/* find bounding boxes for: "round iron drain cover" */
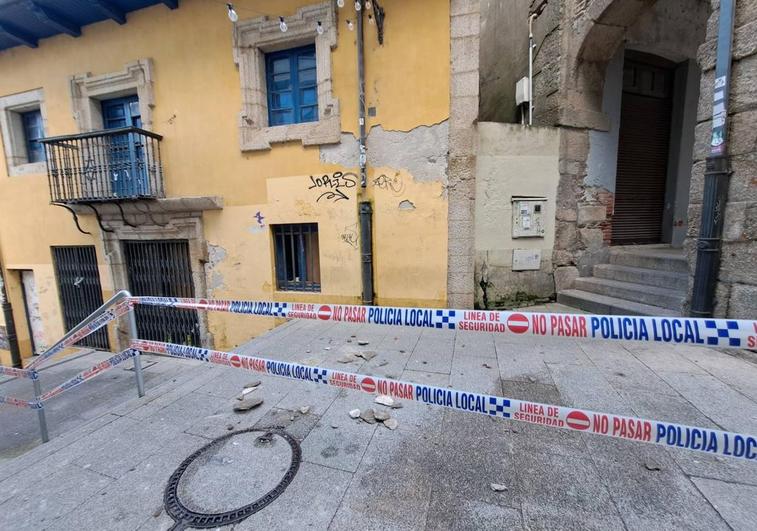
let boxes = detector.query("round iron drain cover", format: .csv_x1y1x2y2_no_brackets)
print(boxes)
164,427,301,530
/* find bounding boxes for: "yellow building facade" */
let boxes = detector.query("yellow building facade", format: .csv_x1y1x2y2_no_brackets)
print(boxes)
0,0,456,365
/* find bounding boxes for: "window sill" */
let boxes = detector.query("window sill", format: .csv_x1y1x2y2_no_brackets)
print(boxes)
239,113,340,151
8,161,46,177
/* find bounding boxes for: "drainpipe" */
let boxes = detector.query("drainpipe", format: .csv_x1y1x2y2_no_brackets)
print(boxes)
690,0,736,318
528,13,536,126
356,0,374,304
0,259,22,368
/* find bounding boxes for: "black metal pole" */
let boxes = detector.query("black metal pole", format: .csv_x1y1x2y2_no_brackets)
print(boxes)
360,201,374,305
356,1,374,304
690,0,736,318
0,260,22,368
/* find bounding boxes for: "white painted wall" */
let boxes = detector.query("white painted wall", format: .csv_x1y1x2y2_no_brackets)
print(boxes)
474,123,560,307
21,270,45,354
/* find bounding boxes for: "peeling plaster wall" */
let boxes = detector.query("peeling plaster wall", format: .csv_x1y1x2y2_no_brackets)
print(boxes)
0,0,453,355
474,123,560,308
319,122,450,183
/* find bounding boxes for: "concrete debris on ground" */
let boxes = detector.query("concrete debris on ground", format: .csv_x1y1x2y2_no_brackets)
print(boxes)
359,409,377,424
349,408,361,418
482,363,492,369
375,395,394,407
355,351,377,361
299,406,311,415
243,380,261,389
4,313,757,530
383,418,398,430
337,354,357,363
490,483,508,492
357,340,369,346
374,410,390,421
378,360,388,367
233,396,264,412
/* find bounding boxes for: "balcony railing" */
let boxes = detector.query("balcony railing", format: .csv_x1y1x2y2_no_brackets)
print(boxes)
40,127,164,204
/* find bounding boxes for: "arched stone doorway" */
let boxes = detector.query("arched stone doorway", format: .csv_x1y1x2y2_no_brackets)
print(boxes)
555,0,711,314
570,0,709,244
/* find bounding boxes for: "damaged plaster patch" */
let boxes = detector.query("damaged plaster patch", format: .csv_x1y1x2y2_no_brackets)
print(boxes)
206,244,228,295
398,200,416,210
319,121,449,183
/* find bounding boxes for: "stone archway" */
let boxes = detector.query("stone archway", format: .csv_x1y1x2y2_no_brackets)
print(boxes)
554,0,711,287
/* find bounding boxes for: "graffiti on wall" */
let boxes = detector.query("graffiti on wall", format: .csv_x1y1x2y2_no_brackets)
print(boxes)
340,223,359,249
372,173,404,195
248,210,266,234
308,172,357,203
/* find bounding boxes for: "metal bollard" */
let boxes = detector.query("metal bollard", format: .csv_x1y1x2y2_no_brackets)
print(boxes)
124,297,145,398
32,375,49,443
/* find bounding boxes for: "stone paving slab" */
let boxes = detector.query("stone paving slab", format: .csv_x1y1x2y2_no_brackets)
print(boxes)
1,318,757,530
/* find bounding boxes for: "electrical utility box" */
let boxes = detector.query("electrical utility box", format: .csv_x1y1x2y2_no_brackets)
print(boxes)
515,77,530,105
512,196,546,238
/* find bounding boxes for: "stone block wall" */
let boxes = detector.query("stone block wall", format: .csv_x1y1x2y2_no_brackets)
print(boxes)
684,0,757,318
447,0,481,308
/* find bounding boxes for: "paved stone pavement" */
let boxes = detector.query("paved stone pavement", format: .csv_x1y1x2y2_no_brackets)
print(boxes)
1,311,757,530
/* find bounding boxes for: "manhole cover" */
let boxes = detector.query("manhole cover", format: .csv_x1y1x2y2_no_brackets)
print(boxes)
164,427,301,530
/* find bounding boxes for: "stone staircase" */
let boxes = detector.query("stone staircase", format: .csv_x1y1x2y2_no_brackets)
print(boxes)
557,245,689,316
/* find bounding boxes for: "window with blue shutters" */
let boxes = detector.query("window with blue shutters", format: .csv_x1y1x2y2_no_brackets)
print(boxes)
265,45,318,126
21,109,45,163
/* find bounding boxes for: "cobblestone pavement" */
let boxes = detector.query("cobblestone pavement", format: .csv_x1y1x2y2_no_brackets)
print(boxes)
1,312,756,530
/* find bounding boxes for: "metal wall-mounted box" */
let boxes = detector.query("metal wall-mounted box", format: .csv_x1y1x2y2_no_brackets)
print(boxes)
515,76,530,105
512,249,542,271
512,196,546,238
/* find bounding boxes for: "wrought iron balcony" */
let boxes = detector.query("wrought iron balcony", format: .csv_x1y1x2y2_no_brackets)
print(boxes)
40,127,164,204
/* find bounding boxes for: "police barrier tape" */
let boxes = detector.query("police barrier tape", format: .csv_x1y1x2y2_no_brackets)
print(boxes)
0,365,36,379
0,394,40,409
38,349,137,402
131,297,757,349
131,339,757,462
26,300,132,370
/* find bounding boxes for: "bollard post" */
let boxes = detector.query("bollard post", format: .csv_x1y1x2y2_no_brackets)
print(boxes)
32,375,49,443
125,298,145,398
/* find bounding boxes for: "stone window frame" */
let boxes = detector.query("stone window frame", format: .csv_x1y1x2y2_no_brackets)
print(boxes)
69,59,155,132
0,88,48,177
232,2,340,151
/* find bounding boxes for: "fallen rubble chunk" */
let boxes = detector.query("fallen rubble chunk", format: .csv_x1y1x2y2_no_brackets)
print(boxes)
374,410,390,421
375,395,394,407
244,380,261,389
383,418,398,430
378,360,389,367
490,483,508,492
299,406,311,415
482,363,492,369
337,354,357,363
349,409,361,418
233,396,264,412
360,408,377,424
356,351,377,361
357,340,369,346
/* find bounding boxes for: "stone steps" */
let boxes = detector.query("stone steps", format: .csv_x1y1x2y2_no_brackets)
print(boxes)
557,289,680,317
557,245,688,316
573,277,685,310
609,248,688,273
593,263,689,291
